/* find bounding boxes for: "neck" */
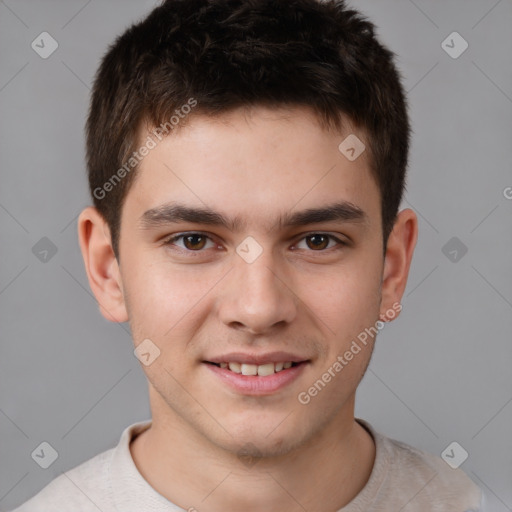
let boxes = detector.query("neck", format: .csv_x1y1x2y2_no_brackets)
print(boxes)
130,393,375,512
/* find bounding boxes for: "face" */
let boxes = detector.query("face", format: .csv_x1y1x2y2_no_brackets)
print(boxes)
82,106,414,458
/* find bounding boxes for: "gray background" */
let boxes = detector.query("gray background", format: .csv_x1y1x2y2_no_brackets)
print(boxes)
1,0,511,510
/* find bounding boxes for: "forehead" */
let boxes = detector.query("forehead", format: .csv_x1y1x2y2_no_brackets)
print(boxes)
124,106,380,229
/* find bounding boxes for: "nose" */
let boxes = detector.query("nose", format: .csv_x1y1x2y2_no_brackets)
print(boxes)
217,249,298,335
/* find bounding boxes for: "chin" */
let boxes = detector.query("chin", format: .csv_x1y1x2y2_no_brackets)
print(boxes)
224,433,299,460
212,417,305,459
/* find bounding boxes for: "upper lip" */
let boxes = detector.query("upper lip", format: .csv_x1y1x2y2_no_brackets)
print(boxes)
205,351,310,365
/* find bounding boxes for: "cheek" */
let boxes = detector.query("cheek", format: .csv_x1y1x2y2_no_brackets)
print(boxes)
303,258,382,336
123,258,218,343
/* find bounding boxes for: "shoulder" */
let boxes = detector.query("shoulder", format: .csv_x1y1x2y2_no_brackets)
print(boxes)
9,421,153,512
384,435,482,510
9,448,116,512
357,419,483,511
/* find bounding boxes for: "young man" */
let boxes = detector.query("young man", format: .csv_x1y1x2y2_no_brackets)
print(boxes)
12,0,484,510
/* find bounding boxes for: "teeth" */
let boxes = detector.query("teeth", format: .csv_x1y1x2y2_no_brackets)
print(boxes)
220,361,296,375
228,362,241,373
257,363,275,376
241,364,258,376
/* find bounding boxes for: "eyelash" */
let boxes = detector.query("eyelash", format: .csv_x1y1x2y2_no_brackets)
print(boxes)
162,232,347,254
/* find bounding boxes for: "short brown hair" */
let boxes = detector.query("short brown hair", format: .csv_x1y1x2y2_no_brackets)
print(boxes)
86,0,410,259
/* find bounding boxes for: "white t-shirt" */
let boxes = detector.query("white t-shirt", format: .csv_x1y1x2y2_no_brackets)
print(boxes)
10,418,484,511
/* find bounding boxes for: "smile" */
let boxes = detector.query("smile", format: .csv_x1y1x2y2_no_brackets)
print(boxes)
208,361,297,376
204,360,309,395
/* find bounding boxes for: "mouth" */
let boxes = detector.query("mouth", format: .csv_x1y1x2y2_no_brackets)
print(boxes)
204,360,303,376
203,354,310,395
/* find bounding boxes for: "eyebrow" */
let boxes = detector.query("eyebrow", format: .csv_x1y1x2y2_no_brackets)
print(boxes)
138,201,368,232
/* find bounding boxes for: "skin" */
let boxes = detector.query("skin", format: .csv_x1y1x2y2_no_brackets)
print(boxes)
78,105,417,511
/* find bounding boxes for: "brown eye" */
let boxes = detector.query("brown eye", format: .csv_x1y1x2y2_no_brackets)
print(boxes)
182,234,207,250
294,233,346,252
164,233,216,251
305,234,330,250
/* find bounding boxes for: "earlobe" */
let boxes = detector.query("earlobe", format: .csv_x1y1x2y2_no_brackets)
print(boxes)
77,206,129,323
380,208,418,321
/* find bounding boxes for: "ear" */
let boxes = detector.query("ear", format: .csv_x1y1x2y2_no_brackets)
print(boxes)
380,208,418,321
77,206,128,323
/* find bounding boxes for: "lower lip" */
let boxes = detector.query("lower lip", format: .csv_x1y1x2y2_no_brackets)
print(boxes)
204,362,308,395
